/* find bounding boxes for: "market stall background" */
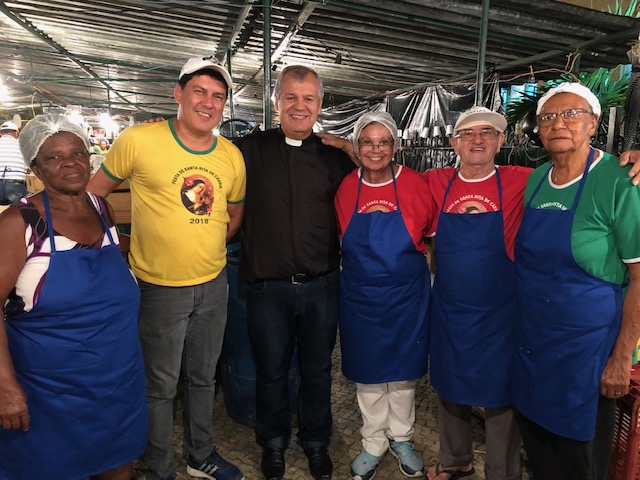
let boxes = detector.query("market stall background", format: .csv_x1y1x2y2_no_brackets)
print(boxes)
3,2,640,477
0,0,638,127
1,0,640,176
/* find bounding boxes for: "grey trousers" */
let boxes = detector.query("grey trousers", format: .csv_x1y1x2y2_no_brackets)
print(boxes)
138,271,228,480
437,396,522,480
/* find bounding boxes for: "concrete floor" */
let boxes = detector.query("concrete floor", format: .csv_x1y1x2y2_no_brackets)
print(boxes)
133,340,532,480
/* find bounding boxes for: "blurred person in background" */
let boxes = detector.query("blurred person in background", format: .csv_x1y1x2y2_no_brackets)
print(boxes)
0,121,27,205
98,138,110,154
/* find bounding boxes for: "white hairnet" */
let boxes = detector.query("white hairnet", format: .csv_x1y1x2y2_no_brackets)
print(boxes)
536,82,601,117
352,111,399,157
19,113,91,166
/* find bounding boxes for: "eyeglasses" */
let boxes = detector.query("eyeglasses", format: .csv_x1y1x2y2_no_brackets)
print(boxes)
536,108,594,127
454,128,500,141
358,139,393,150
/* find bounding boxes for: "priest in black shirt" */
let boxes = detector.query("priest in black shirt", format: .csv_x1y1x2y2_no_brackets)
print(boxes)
235,65,354,480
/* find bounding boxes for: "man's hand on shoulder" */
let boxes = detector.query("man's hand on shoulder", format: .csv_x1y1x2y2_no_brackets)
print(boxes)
619,150,640,185
143,117,166,123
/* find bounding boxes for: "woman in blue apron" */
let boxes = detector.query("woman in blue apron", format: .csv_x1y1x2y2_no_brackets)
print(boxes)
0,114,146,480
334,112,434,480
513,83,640,480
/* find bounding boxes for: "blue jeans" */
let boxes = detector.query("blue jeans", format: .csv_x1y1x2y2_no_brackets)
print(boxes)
137,271,228,480
246,270,340,449
0,180,26,205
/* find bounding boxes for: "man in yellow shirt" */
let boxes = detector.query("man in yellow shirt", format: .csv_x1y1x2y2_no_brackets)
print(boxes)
88,56,246,480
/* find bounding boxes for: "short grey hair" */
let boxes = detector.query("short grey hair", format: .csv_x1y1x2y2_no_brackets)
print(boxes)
19,113,91,166
273,65,324,103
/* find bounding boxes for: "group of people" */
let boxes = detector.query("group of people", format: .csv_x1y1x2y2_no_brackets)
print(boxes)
1,54,639,480
330,84,640,480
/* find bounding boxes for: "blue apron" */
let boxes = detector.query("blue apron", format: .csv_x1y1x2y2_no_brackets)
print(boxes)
339,165,430,384
513,148,622,441
0,192,147,480
429,168,517,407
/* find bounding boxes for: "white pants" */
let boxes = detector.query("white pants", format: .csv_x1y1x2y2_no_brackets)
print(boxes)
356,380,417,456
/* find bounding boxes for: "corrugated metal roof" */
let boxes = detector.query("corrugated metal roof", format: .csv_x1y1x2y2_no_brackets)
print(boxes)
0,0,638,124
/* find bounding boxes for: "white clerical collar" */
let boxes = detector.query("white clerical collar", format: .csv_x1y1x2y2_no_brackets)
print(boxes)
285,136,303,147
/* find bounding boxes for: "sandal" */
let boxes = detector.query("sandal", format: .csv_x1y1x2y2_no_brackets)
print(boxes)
432,464,475,479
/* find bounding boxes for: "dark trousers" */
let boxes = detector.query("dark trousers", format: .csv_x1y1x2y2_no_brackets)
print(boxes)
246,270,339,449
0,180,27,205
516,395,615,480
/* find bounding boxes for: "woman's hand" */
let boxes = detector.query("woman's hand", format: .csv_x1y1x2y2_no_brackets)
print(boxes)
0,378,29,431
601,356,631,399
0,209,30,431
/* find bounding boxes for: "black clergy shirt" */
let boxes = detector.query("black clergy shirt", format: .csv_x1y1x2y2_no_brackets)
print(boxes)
235,128,355,282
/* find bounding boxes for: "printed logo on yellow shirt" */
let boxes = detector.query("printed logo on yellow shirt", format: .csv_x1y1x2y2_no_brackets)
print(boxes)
180,175,214,215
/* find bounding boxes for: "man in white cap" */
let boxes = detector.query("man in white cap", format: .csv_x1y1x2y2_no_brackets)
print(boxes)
0,121,27,205
424,106,528,480
88,56,246,480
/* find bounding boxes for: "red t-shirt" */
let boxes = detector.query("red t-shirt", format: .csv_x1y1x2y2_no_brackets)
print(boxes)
335,166,436,253
424,165,531,260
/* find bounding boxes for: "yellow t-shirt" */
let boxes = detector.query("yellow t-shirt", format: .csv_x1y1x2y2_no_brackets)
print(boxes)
102,119,246,286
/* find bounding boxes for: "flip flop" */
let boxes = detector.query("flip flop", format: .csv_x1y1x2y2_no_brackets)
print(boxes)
434,464,475,479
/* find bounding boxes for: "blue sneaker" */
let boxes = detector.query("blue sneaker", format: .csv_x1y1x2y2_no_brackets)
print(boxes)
389,440,424,478
186,449,245,480
351,449,383,480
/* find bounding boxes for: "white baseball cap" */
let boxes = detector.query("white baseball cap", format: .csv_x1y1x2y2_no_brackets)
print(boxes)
179,56,233,91
1,121,19,131
454,106,507,133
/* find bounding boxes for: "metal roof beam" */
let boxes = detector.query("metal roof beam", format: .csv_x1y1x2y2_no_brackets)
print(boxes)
236,0,318,96
387,25,640,95
217,0,255,61
0,0,138,109
323,0,634,52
